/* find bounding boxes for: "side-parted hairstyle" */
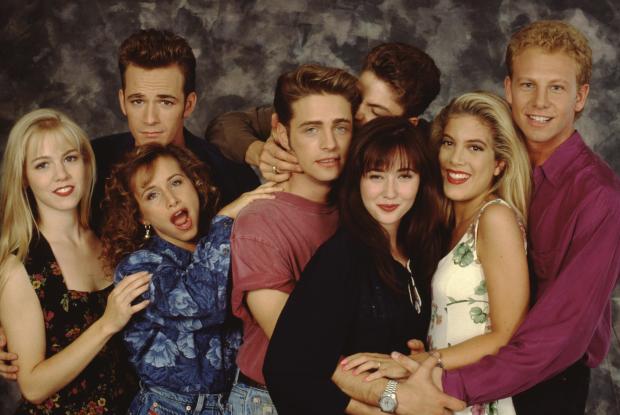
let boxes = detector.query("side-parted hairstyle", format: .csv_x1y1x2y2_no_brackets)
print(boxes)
431,92,531,225
100,143,218,272
339,116,448,290
0,108,96,272
118,29,196,96
362,42,441,117
506,20,592,87
273,64,361,127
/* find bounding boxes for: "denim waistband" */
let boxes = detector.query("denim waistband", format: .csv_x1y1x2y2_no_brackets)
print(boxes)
141,382,224,407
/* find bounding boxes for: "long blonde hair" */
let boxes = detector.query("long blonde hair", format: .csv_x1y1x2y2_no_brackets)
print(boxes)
431,91,531,225
0,109,96,279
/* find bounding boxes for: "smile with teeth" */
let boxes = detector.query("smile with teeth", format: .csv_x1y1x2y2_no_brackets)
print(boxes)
170,208,193,230
446,169,471,185
528,114,552,123
53,185,74,196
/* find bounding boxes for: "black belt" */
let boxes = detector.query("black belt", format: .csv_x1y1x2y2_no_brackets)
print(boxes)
238,371,268,390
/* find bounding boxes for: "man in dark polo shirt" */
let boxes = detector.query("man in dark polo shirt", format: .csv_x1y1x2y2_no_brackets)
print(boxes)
91,29,258,231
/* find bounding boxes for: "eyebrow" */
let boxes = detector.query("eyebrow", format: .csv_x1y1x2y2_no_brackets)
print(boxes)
368,102,391,112
30,148,79,164
443,133,489,146
139,173,183,196
126,93,178,100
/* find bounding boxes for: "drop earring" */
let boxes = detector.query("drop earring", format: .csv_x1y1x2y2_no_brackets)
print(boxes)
144,224,152,240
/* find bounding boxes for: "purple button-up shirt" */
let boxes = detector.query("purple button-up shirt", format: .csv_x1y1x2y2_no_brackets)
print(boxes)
443,131,620,404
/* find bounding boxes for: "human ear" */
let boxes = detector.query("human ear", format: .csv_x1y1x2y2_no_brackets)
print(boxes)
271,113,291,151
574,83,590,113
183,92,198,118
504,76,513,105
494,159,506,176
118,89,127,116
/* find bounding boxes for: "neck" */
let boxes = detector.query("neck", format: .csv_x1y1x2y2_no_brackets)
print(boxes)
38,208,84,243
526,129,575,167
284,173,331,204
171,130,186,148
452,193,490,227
385,223,406,265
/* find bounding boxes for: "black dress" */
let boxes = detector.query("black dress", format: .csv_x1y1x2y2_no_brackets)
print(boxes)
17,235,136,414
264,228,432,415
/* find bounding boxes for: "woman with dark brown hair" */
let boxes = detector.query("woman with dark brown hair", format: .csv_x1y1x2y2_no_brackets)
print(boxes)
263,116,448,414
100,143,279,415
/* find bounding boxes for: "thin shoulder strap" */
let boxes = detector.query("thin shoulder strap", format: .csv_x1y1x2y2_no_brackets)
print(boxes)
473,199,527,260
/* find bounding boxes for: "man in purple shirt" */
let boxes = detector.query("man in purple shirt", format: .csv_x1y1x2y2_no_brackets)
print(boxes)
334,20,620,415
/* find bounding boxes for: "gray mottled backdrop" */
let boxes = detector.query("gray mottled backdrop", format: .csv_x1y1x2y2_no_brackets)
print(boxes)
1,0,619,414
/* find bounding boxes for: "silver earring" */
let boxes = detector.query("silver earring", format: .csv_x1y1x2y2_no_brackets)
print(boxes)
144,224,152,240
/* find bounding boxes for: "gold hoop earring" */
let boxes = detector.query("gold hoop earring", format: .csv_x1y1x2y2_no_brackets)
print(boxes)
144,224,152,240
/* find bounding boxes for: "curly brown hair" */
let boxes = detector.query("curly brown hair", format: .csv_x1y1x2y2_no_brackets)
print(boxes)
100,144,219,273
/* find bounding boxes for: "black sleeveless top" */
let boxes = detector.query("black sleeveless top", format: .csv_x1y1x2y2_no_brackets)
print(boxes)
17,235,136,414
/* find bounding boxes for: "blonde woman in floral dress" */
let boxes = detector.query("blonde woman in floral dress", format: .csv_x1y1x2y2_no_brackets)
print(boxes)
425,92,531,415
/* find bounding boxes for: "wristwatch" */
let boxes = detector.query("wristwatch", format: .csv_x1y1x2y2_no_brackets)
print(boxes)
378,379,398,413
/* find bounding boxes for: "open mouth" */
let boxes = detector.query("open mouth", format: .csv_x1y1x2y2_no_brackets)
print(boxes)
446,170,470,185
170,208,192,230
53,185,74,197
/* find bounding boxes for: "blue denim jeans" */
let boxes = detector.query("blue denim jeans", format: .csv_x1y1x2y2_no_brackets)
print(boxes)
129,383,225,415
225,373,278,415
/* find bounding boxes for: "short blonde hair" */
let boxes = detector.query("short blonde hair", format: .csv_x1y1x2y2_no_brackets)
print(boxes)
431,92,531,225
0,109,96,274
506,20,592,86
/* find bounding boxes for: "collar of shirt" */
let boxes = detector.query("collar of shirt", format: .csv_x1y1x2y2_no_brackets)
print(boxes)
533,130,585,189
146,235,192,267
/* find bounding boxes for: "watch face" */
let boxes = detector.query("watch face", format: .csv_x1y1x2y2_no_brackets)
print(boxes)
379,395,397,412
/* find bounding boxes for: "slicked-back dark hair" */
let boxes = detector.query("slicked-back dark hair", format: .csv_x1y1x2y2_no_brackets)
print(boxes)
273,64,361,127
339,116,448,291
118,29,196,96
362,42,440,117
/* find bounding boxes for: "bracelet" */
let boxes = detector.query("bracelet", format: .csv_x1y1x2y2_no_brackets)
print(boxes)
434,352,444,369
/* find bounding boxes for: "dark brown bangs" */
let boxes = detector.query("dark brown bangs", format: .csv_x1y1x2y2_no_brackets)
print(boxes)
361,133,419,174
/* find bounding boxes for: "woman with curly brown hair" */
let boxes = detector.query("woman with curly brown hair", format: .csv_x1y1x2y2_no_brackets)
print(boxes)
100,143,279,415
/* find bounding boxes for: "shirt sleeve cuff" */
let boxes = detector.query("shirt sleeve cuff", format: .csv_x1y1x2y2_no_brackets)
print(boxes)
443,370,467,402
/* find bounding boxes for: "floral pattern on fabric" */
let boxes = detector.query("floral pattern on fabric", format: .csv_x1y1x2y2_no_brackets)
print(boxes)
18,235,136,414
115,215,241,395
428,199,520,415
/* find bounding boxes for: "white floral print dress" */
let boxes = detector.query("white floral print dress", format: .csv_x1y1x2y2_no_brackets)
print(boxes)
428,198,525,415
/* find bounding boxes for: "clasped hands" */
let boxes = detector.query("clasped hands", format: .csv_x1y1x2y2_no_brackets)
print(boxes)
334,339,465,415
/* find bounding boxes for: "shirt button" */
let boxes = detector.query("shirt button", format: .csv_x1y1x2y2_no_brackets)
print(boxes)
186,405,192,411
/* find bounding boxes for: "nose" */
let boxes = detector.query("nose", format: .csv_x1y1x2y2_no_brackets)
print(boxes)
355,103,369,125
144,102,159,125
320,129,337,150
384,176,397,199
449,145,465,165
533,87,550,109
163,189,179,208
55,161,70,181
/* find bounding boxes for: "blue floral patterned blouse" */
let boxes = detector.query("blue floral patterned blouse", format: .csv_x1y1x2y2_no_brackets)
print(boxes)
115,215,241,395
